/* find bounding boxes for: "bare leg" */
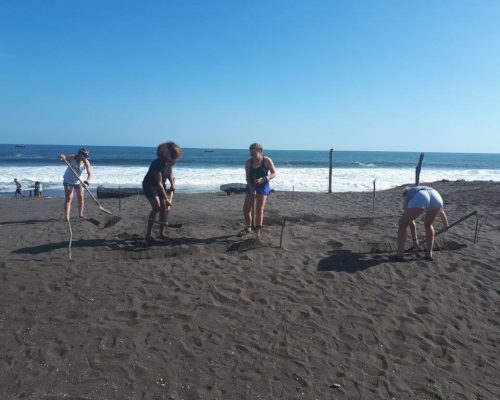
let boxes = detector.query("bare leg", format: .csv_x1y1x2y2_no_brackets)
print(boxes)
242,193,255,228
146,197,160,238
254,194,268,239
158,198,168,238
64,185,74,221
76,186,85,218
397,208,423,257
424,209,440,259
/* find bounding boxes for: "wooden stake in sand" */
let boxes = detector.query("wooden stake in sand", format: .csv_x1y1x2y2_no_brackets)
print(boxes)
474,217,480,244
279,219,287,248
67,219,73,260
372,179,376,212
415,153,424,185
328,149,334,193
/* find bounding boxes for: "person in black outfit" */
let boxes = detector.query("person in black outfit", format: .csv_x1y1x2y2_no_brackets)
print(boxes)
239,143,277,238
14,178,25,198
143,142,182,243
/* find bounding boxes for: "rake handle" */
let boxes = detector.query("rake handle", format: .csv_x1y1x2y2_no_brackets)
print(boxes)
405,210,477,252
62,158,112,215
436,211,477,237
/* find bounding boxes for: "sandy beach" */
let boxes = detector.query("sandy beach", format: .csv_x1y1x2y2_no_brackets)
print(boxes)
0,180,499,399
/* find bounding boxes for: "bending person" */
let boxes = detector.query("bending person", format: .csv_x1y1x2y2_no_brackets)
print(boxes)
59,147,93,220
397,186,449,261
239,143,277,239
143,141,182,243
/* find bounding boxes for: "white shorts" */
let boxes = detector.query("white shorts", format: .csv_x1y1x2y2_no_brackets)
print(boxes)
407,188,443,211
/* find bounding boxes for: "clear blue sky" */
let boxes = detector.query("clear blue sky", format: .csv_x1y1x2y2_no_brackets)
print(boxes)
1,0,499,152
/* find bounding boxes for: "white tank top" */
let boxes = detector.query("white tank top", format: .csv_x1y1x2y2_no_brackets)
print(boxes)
63,159,85,185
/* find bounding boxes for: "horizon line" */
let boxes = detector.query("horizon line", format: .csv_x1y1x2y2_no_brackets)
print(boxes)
1,143,500,155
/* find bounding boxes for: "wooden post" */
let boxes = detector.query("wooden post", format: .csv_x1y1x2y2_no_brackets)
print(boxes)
118,185,121,212
372,179,376,212
279,219,287,248
328,148,333,193
474,218,479,243
415,153,424,185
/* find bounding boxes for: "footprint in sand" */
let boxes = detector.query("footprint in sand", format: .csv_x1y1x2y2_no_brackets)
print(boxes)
414,306,430,315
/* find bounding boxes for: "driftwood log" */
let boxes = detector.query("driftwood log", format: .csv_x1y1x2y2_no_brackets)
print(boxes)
97,186,143,199
220,183,247,195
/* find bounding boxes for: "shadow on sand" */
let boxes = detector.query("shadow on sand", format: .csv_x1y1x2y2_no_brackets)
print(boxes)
12,234,236,255
0,218,61,225
317,249,406,273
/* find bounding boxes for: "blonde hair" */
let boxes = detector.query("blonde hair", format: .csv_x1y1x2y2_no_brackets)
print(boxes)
157,141,182,160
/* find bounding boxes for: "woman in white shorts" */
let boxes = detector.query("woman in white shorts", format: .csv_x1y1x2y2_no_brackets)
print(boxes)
397,186,449,261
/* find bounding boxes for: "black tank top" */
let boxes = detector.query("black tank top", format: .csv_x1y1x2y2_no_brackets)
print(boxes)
251,157,269,185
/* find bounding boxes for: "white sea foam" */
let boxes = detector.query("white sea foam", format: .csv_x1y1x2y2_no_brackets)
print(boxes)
1,165,499,194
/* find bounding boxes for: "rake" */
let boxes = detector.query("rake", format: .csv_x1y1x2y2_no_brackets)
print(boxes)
62,158,113,215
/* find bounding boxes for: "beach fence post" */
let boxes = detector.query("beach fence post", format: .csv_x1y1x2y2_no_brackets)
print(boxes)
279,219,287,248
474,218,478,243
328,148,333,193
415,153,424,185
372,179,376,212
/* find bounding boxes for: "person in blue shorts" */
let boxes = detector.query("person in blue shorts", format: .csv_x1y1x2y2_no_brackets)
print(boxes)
397,186,449,261
238,143,277,238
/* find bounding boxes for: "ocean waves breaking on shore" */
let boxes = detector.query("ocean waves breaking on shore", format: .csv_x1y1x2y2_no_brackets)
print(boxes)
2,165,500,197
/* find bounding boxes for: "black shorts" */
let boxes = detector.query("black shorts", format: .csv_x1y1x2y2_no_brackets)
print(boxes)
142,183,167,199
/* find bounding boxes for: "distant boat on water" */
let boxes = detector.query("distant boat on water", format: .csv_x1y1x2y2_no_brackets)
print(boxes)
15,144,26,148
204,149,214,153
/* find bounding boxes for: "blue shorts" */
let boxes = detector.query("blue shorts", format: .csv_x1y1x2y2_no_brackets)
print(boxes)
64,182,81,189
408,188,443,211
245,183,271,196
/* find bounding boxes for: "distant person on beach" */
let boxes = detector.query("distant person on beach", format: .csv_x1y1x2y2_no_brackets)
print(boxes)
238,143,277,239
14,178,25,198
34,181,43,199
143,141,182,243
397,186,449,261
59,148,93,220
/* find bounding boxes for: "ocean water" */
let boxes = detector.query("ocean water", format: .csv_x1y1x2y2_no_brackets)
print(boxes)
1,144,500,197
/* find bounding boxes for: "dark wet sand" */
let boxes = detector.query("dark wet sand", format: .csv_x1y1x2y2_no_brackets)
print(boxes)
1,180,499,399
